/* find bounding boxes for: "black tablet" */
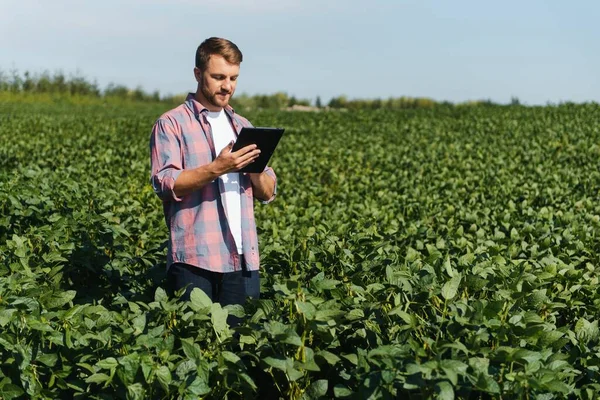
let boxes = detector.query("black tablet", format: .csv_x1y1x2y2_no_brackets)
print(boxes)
232,127,285,173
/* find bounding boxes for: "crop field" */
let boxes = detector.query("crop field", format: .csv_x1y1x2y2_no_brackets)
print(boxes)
1,100,600,399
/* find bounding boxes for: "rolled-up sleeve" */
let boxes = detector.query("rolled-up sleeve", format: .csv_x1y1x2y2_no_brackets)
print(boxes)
149,118,184,202
259,166,277,204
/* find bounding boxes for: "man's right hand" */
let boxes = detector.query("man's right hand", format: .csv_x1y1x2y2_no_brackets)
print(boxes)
212,141,261,175
172,142,260,198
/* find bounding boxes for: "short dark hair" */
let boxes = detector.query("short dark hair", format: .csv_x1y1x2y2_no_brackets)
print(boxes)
195,37,243,70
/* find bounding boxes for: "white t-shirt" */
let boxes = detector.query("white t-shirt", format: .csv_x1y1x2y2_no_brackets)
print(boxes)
206,110,243,254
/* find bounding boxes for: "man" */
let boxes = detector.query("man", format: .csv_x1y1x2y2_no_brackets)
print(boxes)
149,37,276,325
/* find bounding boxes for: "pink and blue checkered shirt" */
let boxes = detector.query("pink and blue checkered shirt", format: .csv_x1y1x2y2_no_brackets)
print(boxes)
149,93,277,272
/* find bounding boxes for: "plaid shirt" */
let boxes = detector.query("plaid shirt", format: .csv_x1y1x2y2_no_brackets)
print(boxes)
149,93,277,272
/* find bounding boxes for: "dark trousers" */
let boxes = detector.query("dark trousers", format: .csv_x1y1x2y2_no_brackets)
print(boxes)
167,259,260,327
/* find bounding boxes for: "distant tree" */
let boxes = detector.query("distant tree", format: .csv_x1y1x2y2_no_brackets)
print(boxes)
230,93,256,110
273,92,289,108
69,74,100,96
104,83,129,98
37,71,52,93
315,96,322,108
0,70,6,91
22,71,34,92
511,96,521,106
132,86,146,101
328,95,347,109
9,68,22,92
255,94,270,109
288,96,297,107
50,71,67,93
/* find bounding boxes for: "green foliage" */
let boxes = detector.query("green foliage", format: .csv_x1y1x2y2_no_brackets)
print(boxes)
1,100,600,399
328,95,443,110
0,69,311,110
229,92,311,111
0,69,100,97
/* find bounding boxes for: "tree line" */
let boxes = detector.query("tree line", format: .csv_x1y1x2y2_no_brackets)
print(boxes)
0,69,320,109
0,69,525,110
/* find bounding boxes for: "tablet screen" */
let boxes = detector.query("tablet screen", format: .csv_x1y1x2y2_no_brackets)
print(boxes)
232,127,285,173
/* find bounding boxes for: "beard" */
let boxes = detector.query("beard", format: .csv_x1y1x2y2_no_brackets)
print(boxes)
199,77,232,109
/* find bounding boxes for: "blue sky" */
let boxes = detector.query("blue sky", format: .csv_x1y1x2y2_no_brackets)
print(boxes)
1,0,597,105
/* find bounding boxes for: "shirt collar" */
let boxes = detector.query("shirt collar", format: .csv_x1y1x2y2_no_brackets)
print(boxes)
185,92,236,118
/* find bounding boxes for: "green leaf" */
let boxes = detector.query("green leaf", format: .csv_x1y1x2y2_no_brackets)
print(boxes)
154,287,168,303
66,380,86,393
44,290,77,309
77,362,96,374
440,360,468,386
388,307,416,327
539,330,564,347
441,274,461,300
439,341,470,356
280,329,303,346
265,320,288,336
37,353,58,367
406,247,420,262
444,255,455,277
426,244,442,263
512,349,542,364
314,309,344,322
346,308,364,321
12,297,39,312
435,381,454,400
333,384,353,398
544,379,571,394
140,354,154,382
263,356,290,371
29,321,54,332
128,301,141,314
475,374,500,393
181,338,203,362
155,365,171,391
211,303,230,340
303,379,328,398
176,359,196,380
126,382,145,400
575,318,599,343
313,279,340,291
296,301,316,320
187,376,211,396
237,372,257,391
223,304,245,318
0,309,17,326
118,353,140,386
131,314,146,335
63,304,86,321
0,383,25,399
221,351,241,364
96,357,119,370
190,288,212,311
85,373,111,384
287,367,304,381
341,354,358,365
316,350,341,366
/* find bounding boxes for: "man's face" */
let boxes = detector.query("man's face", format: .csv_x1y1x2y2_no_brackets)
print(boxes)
194,55,240,111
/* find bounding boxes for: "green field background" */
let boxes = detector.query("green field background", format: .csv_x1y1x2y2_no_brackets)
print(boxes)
1,100,600,399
